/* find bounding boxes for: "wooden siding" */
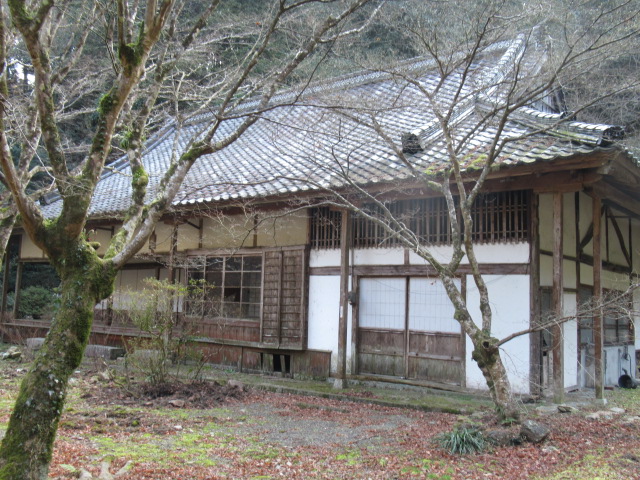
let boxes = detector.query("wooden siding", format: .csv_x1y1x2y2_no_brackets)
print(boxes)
357,329,405,377
407,332,464,384
261,246,308,349
357,327,464,384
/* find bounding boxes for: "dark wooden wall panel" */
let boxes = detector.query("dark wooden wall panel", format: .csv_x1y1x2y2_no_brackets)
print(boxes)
261,247,308,349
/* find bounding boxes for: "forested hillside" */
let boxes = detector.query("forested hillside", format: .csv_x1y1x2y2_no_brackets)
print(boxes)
4,0,636,174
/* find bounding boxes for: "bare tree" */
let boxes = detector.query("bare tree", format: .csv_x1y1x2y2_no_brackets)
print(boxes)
0,1,379,478
0,1,102,275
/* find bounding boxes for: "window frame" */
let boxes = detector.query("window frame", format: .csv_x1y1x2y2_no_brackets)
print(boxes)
577,285,633,346
186,253,264,322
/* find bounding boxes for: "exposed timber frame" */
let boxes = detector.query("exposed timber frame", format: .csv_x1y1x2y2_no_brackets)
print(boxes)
529,192,541,396
593,196,604,399
334,209,351,389
552,192,564,403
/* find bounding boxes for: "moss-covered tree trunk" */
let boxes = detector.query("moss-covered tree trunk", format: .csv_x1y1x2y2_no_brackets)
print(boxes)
0,242,115,480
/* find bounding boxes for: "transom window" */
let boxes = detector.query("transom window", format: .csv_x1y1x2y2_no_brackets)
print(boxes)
187,255,262,320
310,190,529,249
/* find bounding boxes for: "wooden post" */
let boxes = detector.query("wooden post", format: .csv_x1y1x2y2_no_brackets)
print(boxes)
529,192,542,396
12,261,23,319
593,196,604,400
1,248,11,315
168,224,178,283
334,209,351,389
552,192,565,403
275,250,284,348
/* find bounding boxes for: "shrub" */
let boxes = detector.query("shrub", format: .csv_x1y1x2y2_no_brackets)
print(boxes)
18,286,56,319
116,279,205,386
438,427,486,455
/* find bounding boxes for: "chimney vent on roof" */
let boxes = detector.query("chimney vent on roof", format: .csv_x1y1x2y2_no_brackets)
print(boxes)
401,133,422,154
601,125,625,144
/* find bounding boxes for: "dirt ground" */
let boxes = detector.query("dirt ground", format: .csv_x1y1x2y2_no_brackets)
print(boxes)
2,357,640,479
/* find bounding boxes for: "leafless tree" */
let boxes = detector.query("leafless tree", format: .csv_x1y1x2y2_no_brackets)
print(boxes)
0,1,380,478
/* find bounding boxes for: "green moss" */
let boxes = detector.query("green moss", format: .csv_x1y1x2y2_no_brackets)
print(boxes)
118,23,145,75
97,91,117,116
92,428,219,467
538,452,629,480
132,166,149,189
469,153,489,166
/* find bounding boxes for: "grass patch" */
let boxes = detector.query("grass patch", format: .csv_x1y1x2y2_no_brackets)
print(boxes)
401,459,454,478
91,429,223,467
437,427,486,455
607,388,640,416
537,452,633,480
335,449,361,466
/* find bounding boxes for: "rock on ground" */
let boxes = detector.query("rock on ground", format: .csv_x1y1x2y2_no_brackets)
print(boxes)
520,420,550,443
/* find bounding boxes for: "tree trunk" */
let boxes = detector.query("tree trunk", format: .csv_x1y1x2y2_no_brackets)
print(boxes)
471,334,520,420
0,249,114,480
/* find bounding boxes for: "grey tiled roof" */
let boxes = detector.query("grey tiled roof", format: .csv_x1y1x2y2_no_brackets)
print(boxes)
42,35,629,218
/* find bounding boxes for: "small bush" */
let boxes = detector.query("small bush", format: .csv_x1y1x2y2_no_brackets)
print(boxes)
116,279,205,386
18,286,56,319
438,427,486,455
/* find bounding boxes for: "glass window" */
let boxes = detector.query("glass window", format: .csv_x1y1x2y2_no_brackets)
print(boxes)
187,255,263,320
578,286,632,345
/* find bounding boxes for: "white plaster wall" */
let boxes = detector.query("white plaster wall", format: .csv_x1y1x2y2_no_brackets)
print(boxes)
604,345,636,385
539,256,576,289
563,293,579,388
309,249,341,268
310,248,405,267
257,210,308,247
602,270,632,292
20,234,46,260
465,274,531,393
307,275,342,373
409,243,529,265
311,243,530,268
353,248,405,265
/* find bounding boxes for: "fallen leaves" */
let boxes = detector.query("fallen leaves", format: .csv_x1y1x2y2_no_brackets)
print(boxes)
2,363,640,479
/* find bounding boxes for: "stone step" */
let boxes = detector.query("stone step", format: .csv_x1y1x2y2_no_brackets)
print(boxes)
25,338,125,360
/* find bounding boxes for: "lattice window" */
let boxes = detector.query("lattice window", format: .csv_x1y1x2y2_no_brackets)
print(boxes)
187,255,262,320
310,190,530,249
471,190,529,244
310,207,342,249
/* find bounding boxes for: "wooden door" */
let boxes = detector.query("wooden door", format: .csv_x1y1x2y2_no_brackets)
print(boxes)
357,277,464,385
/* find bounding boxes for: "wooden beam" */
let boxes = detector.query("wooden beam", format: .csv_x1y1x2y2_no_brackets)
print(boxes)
574,193,581,390
1,246,11,314
579,222,594,252
529,193,542,396
334,209,351,389
539,250,631,275
552,192,565,404
593,196,604,400
276,250,284,348
167,223,178,283
12,262,23,319
607,206,632,268
309,263,530,276
589,182,640,219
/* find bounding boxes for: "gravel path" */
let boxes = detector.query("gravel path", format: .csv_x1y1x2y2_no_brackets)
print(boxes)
223,400,416,448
